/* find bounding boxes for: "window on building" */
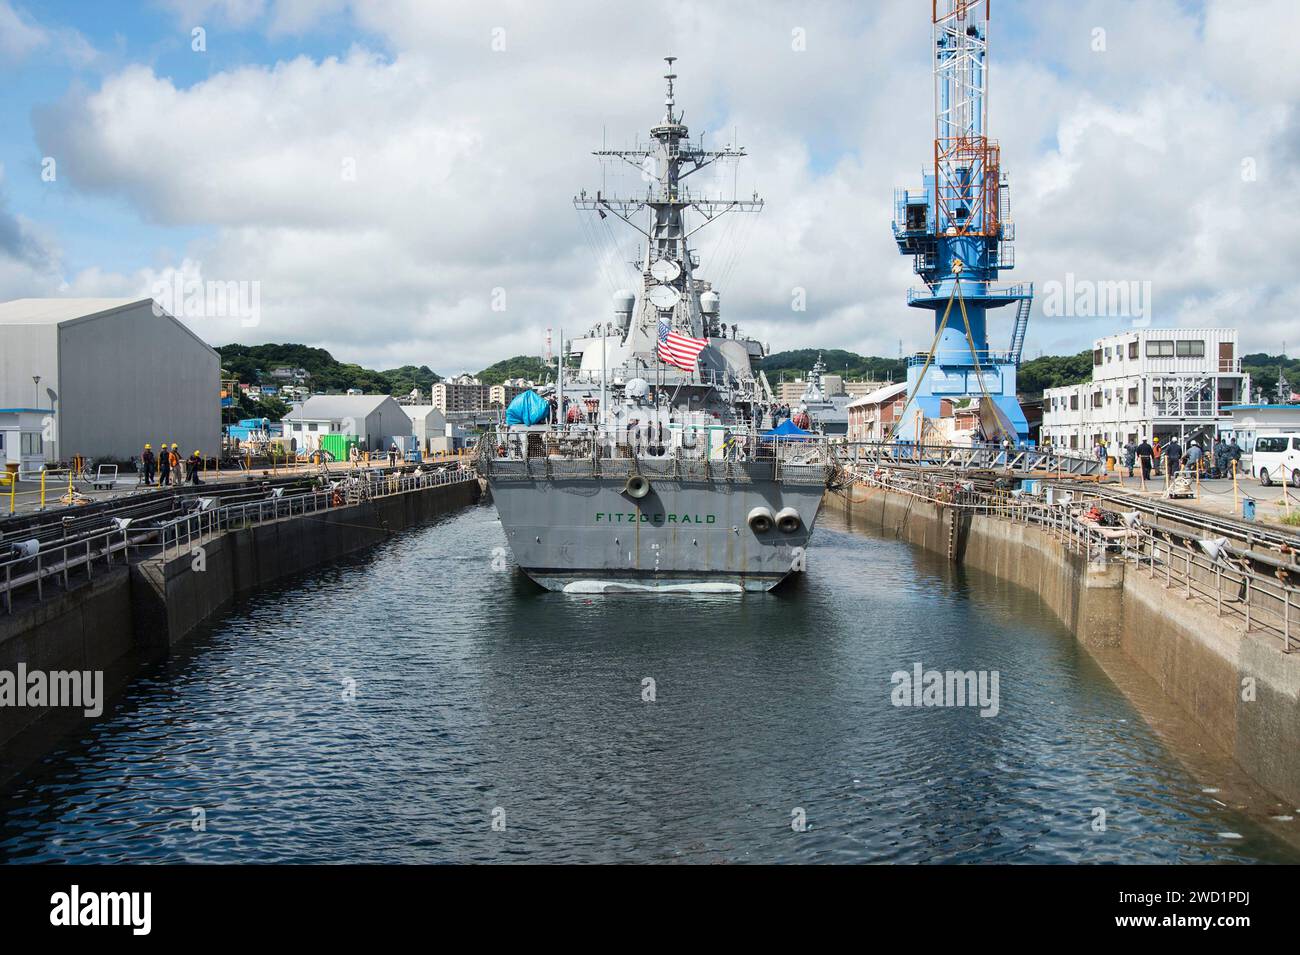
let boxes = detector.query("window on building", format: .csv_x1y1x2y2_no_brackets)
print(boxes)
20,432,42,455
1175,340,1205,357
1145,340,1175,357
308,423,318,432
1092,392,1102,408
1128,341,1139,360
1128,386,1138,403
1070,395,1079,410
1070,435,1078,449
1093,348,1103,365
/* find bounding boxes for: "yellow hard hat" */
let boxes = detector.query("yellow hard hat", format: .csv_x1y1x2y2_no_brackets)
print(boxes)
171,443,178,449
144,443,151,449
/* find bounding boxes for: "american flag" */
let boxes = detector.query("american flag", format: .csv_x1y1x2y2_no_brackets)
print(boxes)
657,320,708,371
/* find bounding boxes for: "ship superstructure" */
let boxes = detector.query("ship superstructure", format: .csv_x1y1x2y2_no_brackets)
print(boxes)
479,59,834,593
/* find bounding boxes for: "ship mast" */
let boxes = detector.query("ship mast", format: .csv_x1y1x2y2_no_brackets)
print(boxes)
574,57,762,362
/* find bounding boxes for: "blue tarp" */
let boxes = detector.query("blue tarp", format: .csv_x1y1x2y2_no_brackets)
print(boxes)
761,419,815,440
505,389,549,426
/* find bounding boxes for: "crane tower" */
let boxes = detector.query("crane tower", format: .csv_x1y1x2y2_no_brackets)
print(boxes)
891,0,1033,443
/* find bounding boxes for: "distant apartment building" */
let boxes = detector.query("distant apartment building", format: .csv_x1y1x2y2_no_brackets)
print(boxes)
489,378,534,409
1040,329,1250,450
431,374,489,413
842,379,892,399
779,377,887,403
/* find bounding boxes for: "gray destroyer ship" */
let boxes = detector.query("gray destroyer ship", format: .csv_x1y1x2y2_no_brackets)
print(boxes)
479,59,834,593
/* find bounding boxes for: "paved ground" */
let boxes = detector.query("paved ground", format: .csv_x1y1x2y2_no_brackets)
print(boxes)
2,454,471,519
1078,469,1300,530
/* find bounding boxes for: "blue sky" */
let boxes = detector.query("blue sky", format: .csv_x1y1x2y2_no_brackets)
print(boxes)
1,0,1296,373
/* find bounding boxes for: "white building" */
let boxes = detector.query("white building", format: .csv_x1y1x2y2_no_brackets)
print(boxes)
0,409,50,473
402,404,449,454
1040,329,1250,451
432,374,489,413
0,298,220,464
1224,404,1300,457
281,395,411,452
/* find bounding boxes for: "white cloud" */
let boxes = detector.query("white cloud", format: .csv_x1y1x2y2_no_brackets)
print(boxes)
22,0,1300,371
0,0,44,61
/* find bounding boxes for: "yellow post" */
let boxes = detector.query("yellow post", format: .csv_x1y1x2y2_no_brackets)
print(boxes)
4,472,13,515
40,469,46,509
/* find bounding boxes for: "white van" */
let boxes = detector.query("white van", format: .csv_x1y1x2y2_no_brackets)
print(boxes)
1251,433,1300,486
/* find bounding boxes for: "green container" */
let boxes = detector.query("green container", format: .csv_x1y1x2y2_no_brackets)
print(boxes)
319,433,359,462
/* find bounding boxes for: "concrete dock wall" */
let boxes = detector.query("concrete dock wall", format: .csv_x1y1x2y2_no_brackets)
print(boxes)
0,478,480,757
832,482,1300,808
132,477,480,646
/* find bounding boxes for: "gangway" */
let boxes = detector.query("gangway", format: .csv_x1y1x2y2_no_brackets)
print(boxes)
843,441,1105,477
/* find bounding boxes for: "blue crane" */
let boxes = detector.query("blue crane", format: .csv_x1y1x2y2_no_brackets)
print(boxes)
891,0,1033,444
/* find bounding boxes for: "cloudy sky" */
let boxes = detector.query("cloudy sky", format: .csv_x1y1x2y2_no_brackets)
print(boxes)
0,0,1296,374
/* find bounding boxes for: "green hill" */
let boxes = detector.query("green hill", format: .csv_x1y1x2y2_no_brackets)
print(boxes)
477,355,560,385
1242,354,1300,402
760,349,904,384
1015,350,1094,399
216,344,442,396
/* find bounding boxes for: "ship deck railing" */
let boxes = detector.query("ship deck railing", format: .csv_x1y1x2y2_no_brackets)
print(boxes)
477,428,832,486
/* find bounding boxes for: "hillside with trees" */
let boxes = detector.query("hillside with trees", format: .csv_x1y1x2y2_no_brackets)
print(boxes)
477,355,558,385
760,349,904,384
217,344,442,396
1015,350,1094,398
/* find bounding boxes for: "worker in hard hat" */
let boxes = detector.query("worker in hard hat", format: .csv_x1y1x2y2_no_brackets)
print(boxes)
141,443,156,486
187,450,204,485
168,444,181,485
158,441,172,486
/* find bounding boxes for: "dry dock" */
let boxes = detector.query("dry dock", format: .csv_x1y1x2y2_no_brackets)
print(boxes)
835,461,1300,809
0,467,481,767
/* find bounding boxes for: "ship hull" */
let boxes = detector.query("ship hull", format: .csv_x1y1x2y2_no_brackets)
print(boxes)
487,467,827,593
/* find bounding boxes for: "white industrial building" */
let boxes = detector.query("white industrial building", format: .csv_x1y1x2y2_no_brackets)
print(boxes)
282,395,411,452
402,404,448,454
0,298,220,465
1040,329,1250,451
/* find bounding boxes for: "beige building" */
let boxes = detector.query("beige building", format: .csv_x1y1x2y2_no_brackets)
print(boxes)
843,380,892,399
488,378,534,409
431,374,489,413
777,377,887,404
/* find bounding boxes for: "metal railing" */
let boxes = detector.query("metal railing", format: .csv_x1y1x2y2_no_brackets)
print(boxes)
155,466,477,561
842,441,1105,476
1,523,132,614
1,466,477,612
477,426,834,485
847,466,1297,653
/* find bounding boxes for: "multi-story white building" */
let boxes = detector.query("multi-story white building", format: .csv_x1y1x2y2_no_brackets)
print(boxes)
1040,328,1250,451
431,374,489,413
488,378,534,409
